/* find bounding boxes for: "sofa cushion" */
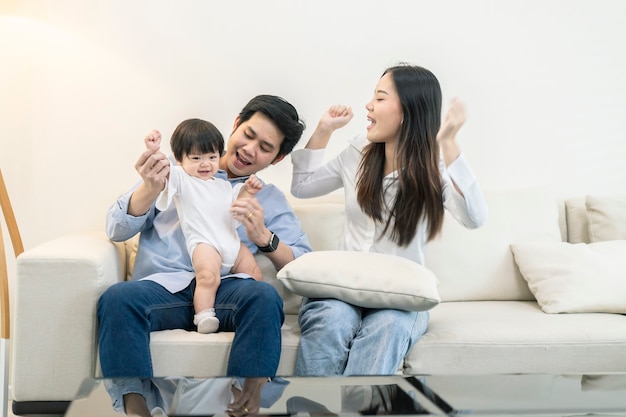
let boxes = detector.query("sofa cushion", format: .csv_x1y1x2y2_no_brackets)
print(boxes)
277,250,440,311
96,314,302,378
510,240,626,313
406,301,626,375
425,187,562,302
586,194,626,242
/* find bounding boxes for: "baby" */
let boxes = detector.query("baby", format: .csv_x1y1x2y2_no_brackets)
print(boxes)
145,119,262,333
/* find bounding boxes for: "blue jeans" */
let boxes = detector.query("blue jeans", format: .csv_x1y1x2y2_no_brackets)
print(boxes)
295,298,429,376
97,277,285,378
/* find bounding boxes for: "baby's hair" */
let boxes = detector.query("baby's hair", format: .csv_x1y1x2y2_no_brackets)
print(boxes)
170,118,224,162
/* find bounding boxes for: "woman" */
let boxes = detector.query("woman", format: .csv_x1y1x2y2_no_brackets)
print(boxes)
290,64,488,375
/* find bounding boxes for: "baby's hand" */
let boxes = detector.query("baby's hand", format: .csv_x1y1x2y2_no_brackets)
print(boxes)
243,174,263,197
144,129,162,150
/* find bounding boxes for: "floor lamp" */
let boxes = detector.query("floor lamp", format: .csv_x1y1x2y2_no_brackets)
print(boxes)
1,169,23,417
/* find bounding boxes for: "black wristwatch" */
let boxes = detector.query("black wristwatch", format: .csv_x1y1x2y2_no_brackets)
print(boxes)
257,231,279,253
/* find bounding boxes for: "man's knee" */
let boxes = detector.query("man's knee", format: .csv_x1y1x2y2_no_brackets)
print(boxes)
98,282,141,320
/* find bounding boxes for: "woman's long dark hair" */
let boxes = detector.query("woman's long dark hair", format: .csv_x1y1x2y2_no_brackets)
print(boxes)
356,64,444,246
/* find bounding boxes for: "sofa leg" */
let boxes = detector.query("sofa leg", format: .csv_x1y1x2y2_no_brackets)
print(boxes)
11,400,70,416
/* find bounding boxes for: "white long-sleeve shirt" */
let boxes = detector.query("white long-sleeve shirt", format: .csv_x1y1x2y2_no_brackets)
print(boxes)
290,136,488,265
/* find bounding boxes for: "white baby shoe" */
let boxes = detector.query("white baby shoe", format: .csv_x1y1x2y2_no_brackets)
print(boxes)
194,309,220,334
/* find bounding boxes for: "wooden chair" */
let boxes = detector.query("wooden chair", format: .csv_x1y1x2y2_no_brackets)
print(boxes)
1,169,23,417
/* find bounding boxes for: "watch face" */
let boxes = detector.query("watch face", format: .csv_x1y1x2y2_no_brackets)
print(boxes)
269,233,279,250
259,232,279,252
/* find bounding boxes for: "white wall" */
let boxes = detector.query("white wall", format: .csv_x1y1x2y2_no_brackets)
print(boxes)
1,0,626,300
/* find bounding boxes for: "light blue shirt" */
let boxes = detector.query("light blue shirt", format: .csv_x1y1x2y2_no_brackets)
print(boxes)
106,170,312,293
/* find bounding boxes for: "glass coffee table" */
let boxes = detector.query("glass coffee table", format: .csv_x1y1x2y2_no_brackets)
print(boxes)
65,373,626,416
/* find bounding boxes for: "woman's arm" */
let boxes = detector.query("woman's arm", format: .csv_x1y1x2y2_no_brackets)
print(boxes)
304,105,353,150
290,105,355,199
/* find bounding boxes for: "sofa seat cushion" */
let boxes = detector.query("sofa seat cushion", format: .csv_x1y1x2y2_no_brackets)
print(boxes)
96,315,301,378
405,301,626,375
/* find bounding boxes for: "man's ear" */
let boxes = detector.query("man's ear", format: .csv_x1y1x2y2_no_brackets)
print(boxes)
232,116,241,132
271,154,286,165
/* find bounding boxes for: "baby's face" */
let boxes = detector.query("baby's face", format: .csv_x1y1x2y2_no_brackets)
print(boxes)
179,151,220,180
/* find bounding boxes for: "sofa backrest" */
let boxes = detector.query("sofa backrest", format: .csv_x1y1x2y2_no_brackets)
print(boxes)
424,187,563,302
262,193,346,315
124,188,568,310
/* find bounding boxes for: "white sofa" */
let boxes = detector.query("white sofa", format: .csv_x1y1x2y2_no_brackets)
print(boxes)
10,187,626,414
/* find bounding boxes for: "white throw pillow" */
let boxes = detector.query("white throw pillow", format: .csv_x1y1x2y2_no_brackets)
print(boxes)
510,240,626,313
586,195,626,242
276,251,440,311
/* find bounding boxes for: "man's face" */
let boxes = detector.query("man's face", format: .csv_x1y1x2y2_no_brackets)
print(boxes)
220,112,285,178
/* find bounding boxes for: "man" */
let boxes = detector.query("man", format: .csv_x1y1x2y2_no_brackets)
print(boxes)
98,95,310,416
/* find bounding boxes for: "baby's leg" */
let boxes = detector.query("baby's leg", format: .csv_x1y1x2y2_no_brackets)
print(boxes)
192,243,222,333
231,242,262,281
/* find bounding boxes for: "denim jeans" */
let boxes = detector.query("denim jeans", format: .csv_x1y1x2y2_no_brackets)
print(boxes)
295,297,429,376
97,277,285,378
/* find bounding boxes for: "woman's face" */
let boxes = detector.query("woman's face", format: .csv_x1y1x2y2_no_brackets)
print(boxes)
365,72,403,144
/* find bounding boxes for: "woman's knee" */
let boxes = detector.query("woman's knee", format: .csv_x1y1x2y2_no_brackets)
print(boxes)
300,298,358,320
299,299,360,335
364,309,427,339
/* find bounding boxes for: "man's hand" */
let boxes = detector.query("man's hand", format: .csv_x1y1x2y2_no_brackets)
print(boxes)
135,147,170,194
128,147,170,216
231,197,269,247
228,377,267,416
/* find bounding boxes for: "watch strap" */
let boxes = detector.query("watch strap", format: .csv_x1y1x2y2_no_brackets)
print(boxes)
257,231,279,253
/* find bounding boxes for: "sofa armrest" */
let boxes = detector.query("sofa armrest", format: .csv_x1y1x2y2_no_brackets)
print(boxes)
11,232,125,402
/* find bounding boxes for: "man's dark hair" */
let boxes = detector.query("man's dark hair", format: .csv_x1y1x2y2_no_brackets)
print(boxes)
237,95,306,158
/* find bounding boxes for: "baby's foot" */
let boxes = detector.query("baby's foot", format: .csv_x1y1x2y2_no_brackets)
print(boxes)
194,309,220,334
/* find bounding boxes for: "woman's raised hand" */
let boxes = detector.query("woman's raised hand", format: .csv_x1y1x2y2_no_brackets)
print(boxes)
305,105,353,150
437,98,466,144
321,105,353,131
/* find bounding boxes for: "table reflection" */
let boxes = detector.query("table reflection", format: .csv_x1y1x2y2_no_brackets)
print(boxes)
69,376,438,416
67,374,626,416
